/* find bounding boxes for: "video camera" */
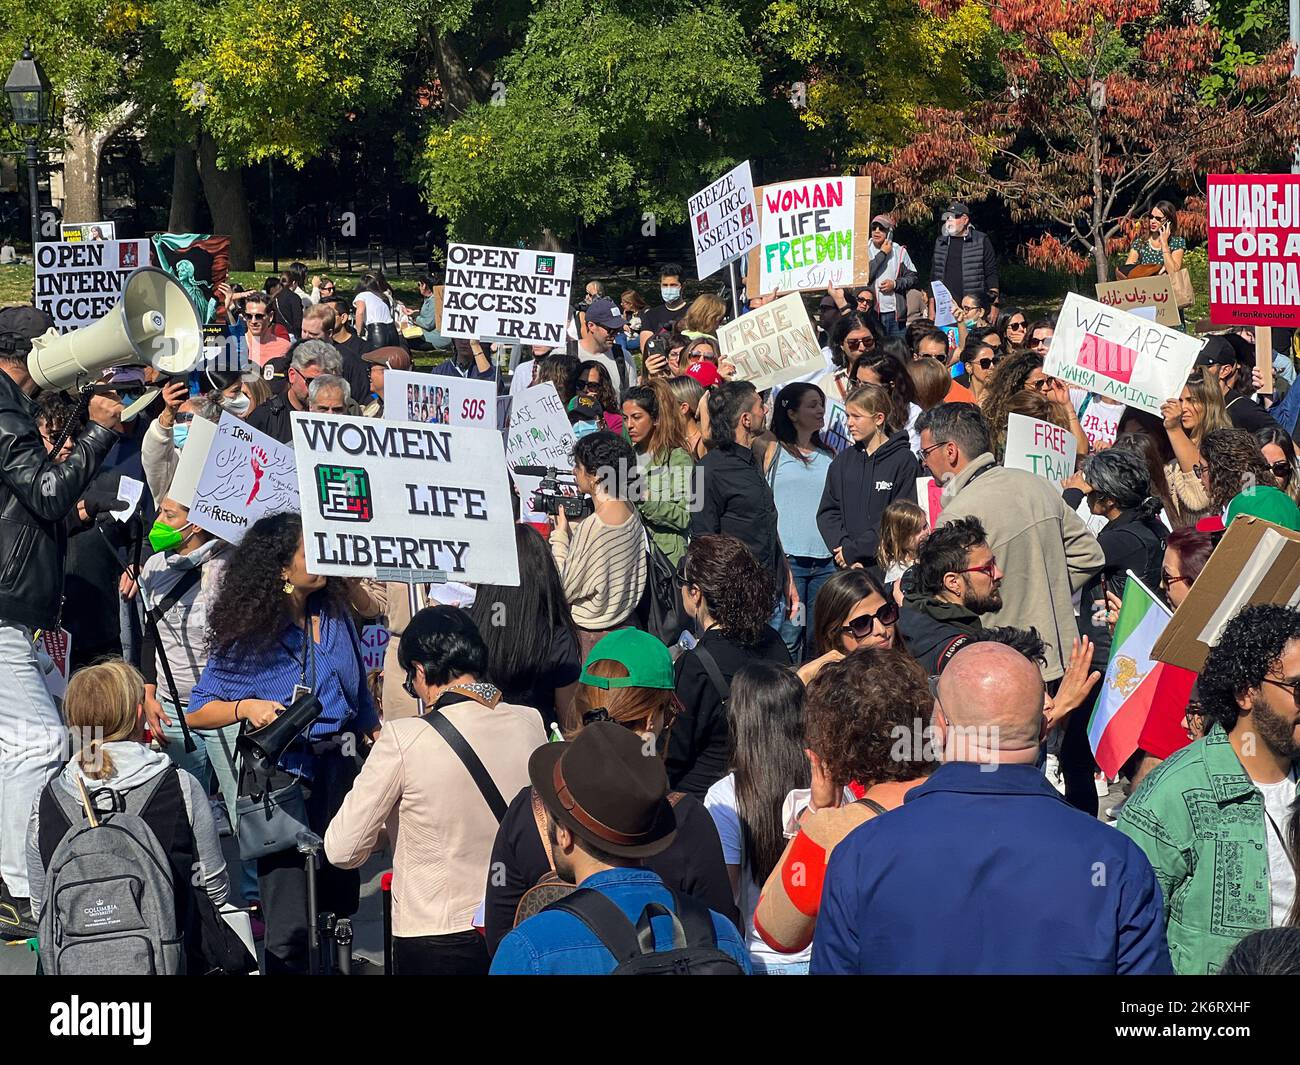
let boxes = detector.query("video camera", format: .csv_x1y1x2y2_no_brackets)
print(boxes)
514,465,594,521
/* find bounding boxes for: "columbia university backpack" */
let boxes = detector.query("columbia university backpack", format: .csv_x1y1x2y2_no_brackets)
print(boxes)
546,887,744,975
37,769,188,975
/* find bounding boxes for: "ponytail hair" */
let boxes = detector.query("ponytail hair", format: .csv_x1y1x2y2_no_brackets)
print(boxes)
63,659,144,780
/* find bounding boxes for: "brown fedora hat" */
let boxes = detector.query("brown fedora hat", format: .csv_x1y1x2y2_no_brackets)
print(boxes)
529,722,677,860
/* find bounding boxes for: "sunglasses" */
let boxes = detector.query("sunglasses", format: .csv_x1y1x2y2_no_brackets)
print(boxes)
956,559,999,579
856,296,872,305
245,312,268,321
174,412,195,424
1006,320,1027,331
1262,677,1300,707
845,337,873,351
1031,335,1052,348
975,356,1002,370
579,379,602,392
1271,460,1293,481
841,601,900,639
1028,377,1053,392
320,284,335,292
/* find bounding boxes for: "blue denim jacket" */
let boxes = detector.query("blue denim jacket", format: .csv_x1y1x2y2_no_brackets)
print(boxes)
490,868,752,975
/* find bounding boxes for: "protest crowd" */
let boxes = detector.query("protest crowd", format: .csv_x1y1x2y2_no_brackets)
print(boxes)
6,178,1300,982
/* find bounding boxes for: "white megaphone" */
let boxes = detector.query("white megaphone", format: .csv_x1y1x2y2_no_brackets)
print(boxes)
27,266,204,419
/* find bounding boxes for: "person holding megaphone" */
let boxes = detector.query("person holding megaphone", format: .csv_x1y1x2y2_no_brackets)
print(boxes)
0,310,127,941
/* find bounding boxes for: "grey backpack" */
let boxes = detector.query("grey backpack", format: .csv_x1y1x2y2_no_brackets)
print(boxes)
38,771,184,975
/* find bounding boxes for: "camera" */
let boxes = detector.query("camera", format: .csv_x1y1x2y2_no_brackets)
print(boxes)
530,467,593,520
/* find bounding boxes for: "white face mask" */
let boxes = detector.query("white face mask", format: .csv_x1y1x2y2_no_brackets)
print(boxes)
661,286,681,304
221,392,251,416
943,220,957,237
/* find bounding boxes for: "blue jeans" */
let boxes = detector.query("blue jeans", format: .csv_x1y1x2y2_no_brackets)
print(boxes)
778,555,836,663
879,310,902,337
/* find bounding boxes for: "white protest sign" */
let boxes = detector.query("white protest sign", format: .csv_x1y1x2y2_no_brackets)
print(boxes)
505,382,576,471
115,476,144,523
753,176,868,294
688,160,758,280
191,413,299,542
168,416,218,509
930,281,957,328
1004,412,1074,491
35,240,151,332
1043,292,1202,416
359,624,390,672
291,412,519,585
440,244,574,344
385,369,497,430
717,292,823,392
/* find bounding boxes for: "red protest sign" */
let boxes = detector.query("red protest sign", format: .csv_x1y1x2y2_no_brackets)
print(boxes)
1208,173,1300,328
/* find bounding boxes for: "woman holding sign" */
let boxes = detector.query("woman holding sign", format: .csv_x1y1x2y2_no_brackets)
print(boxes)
1159,373,1231,528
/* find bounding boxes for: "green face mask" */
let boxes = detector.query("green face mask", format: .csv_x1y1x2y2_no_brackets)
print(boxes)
148,519,190,553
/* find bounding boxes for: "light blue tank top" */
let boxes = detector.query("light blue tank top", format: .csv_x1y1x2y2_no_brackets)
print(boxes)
771,446,833,558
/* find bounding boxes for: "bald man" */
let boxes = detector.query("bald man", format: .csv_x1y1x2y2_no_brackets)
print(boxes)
811,643,1171,975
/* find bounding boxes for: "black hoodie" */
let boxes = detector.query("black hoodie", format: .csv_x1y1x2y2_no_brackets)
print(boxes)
897,588,984,676
816,428,921,565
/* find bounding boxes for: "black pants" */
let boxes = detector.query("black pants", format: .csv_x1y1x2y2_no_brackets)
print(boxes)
392,930,489,975
257,750,360,974
1060,680,1101,817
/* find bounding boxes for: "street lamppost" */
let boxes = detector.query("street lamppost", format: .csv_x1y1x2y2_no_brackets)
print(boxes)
4,43,53,261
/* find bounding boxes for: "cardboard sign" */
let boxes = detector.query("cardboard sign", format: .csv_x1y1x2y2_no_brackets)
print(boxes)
359,623,390,673
505,382,576,471
291,412,519,585
152,234,231,327
191,413,299,543
1043,292,1202,416
1208,173,1300,328
1094,274,1180,327
1153,515,1300,673
440,243,575,344
746,176,872,294
1003,412,1073,491
688,160,759,280
38,628,72,700
717,292,823,392
168,416,218,510
384,369,498,431
61,221,115,242
34,240,152,332
916,477,943,528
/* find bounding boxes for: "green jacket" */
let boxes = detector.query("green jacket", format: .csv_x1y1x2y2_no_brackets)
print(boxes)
1117,724,1298,975
636,447,693,566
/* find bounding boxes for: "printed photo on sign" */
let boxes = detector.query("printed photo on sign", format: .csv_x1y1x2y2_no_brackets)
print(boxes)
1208,173,1300,328
191,413,299,543
717,292,823,392
61,221,116,242
35,239,153,332
385,369,496,430
1070,390,1124,452
688,160,758,280
1003,412,1073,491
291,412,519,585
440,243,575,344
1043,292,1201,416
757,176,859,294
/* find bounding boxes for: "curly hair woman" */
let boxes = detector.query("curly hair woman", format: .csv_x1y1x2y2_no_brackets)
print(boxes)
189,511,378,974
981,348,1086,462
1199,426,1281,515
753,648,934,955
668,534,791,796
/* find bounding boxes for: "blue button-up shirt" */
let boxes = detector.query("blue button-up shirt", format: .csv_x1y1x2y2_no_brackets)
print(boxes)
490,868,752,975
811,762,1172,975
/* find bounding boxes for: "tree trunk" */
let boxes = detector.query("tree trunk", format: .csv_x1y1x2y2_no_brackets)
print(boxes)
169,142,200,232
430,30,493,119
1090,127,1109,284
196,131,253,270
61,106,137,224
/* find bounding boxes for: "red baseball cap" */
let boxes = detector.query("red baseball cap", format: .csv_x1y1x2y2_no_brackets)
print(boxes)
685,359,721,388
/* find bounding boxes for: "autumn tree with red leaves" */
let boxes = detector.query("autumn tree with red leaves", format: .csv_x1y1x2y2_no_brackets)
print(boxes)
870,0,1300,282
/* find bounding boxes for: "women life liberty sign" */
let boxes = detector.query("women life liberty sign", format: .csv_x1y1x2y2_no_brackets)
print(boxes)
1043,293,1200,416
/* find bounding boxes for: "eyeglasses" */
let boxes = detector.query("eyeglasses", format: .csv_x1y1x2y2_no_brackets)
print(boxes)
320,284,335,292
174,412,195,424
955,559,999,579
840,601,900,639
975,356,1002,370
1262,677,1300,706
917,440,947,461
1161,569,1191,588
1149,213,1166,222
402,668,420,700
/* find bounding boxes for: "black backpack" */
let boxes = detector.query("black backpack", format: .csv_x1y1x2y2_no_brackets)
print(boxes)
545,887,744,975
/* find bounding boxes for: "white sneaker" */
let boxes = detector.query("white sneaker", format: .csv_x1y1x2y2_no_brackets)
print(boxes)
1095,773,1109,798
1105,797,1127,822
1044,754,1066,794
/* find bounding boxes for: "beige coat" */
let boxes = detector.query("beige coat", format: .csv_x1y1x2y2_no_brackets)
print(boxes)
937,453,1104,680
324,686,547,937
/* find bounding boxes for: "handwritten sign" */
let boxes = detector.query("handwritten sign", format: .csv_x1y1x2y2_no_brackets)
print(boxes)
688,160,758,280
291,412,519,585
1208,173,1300,327
505,382,575,471
747,177,872,294
915,477,943,528
1043,292,1201,416
385,369,497,430
1003,412,1073,491
1095,274,1179,327
717,293,823,392
359,623,390,672
1073,393,1124,452
191,413,299,543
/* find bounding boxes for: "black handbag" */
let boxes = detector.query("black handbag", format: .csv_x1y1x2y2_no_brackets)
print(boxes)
635,516,690,645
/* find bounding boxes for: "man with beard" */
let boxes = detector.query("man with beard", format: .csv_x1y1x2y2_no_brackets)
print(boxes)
1119,605,1300,974
897,517,1004,675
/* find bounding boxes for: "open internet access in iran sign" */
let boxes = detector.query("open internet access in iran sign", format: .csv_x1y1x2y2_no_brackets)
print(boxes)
1208,173,1300,328
439,243,575,344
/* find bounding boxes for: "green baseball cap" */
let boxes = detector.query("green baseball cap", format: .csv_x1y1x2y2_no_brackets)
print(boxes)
580,629,675,690
1225,485,1300,533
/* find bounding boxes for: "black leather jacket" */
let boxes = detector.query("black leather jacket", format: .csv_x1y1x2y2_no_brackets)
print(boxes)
0,370,117,629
